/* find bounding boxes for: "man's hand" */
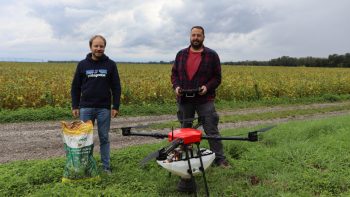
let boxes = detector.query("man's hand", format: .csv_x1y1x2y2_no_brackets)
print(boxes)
199,85,207,95
175,86,182,96
111,109,119,118
72,109,80,118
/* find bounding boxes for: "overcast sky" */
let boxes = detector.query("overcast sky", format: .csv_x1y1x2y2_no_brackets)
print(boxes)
0,0,349,62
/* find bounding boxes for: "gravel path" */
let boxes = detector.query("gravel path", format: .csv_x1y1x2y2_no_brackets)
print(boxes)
1,101,350,163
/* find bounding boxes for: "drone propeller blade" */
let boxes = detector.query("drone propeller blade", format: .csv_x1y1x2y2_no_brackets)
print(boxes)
246,125,276,142
116,125,150,130
140,150,160,166
178,117,198,123
110,125,149,134
140,138,184,166
110,125,149,135
177,116,205,129
255,125,276,133
129,125,149,129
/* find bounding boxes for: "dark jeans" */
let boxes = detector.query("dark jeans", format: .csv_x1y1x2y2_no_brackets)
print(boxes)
177,101,225,161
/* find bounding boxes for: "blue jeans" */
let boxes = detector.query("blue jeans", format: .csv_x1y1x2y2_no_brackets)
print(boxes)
80,108,111,169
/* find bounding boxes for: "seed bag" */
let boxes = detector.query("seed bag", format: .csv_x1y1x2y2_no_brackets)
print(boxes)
60,120,100,182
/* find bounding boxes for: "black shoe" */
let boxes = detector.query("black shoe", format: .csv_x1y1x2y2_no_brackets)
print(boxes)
103,167,112,175
177,178,197,193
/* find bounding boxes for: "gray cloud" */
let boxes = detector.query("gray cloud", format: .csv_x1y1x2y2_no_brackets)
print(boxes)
1,0,350,61
26,2,97,38
163,0,278,34
117,0,276,54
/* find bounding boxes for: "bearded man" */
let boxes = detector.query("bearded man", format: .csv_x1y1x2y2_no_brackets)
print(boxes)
171,26,230,169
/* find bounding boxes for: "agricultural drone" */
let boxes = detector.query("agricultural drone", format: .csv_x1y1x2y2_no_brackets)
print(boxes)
119,118,274,196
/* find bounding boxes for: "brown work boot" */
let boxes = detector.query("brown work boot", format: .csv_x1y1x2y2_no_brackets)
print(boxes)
215,159,231,169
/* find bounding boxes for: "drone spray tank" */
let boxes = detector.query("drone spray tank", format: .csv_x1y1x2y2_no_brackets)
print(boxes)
154,128,216,179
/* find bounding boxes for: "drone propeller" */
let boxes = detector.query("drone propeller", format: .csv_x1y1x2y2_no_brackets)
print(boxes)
233,125,276,136
140,150,161,166
110,125,150,133
140,138,183,166
246,125,276,142
178,116,204,123
254,125,276,133
177,116,205,129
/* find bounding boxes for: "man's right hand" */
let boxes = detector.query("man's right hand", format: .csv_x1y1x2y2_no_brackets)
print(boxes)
175,87,182,96
72,109,80,118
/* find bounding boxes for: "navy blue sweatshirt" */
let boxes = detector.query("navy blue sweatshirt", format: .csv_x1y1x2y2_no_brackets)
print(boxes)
71,53,121,110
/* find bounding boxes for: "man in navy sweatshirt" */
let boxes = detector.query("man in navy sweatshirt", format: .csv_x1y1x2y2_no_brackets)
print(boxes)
71,35,121,173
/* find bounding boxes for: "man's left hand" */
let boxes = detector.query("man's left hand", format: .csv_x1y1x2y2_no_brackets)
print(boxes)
111,109,119,118
199,85,207,95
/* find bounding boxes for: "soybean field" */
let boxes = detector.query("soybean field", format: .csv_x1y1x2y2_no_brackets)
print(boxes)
1,62,350,109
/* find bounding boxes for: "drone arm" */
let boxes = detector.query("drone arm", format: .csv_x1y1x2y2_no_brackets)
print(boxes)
121,127,168,139
201,125,275,142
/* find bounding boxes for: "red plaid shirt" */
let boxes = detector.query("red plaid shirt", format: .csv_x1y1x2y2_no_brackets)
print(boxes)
171,46,222,103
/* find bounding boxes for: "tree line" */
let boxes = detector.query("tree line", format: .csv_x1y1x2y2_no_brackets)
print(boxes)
46,53,350,67
225,53,350,67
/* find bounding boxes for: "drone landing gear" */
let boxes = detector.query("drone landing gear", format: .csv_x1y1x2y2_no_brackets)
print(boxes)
177,143,210,197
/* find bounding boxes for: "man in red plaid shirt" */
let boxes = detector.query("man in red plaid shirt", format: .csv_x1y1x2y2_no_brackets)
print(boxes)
171,26,230,169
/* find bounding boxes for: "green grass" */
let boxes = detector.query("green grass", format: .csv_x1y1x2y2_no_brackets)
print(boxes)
1,94,350,123
2,115,350,196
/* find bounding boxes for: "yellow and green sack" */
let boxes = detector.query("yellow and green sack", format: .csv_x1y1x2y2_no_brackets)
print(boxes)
60,120,100,182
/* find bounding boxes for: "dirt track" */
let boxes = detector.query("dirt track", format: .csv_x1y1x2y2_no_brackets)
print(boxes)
1,102,350,163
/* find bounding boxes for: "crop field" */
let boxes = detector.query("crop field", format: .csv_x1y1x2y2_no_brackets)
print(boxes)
1,62,350,109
